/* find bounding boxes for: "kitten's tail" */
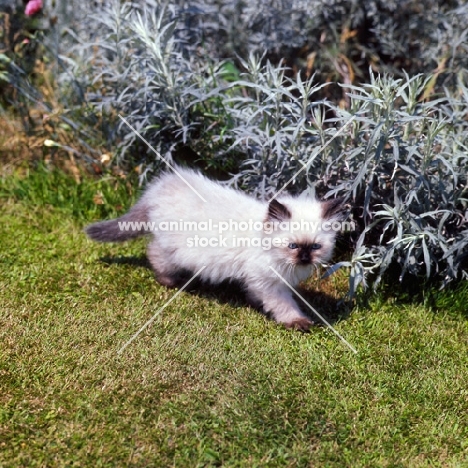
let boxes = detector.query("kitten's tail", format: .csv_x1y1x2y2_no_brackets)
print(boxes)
85,202,150,243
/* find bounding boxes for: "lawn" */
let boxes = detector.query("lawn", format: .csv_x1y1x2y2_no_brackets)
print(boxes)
1,167,467,467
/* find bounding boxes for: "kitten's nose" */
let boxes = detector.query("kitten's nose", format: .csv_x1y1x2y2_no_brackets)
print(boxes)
299,253,311,264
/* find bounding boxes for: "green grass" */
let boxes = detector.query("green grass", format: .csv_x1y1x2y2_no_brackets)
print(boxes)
1,166,468,467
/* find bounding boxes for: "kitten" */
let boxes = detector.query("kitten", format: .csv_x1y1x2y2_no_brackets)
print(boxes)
85,167,344,331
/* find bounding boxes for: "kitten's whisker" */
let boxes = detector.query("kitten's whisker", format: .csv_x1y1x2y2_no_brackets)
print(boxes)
269,266,358,354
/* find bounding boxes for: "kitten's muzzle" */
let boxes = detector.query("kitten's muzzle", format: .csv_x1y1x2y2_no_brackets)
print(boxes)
299,252,312,265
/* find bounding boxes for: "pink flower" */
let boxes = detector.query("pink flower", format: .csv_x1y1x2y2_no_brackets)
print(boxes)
25,0,43,16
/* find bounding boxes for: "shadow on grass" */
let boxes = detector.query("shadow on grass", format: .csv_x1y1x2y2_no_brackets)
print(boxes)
100,255,152,269
350,264,468,322
98,254,352,329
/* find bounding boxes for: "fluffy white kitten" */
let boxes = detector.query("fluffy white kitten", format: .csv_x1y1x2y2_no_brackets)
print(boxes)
85,167,344,331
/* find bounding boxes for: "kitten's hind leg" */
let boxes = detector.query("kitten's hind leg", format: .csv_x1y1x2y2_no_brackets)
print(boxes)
147,242,188,288
247,285,313,332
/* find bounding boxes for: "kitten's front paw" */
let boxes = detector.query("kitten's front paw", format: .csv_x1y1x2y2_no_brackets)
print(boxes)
284,317,313,332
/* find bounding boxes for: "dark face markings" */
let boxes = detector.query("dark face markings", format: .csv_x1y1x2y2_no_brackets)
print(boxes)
289,242,323,265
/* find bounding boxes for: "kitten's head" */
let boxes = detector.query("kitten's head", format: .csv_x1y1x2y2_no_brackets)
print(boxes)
265,196,346,268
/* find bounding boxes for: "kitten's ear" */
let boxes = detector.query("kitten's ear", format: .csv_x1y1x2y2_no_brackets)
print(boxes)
322,197,347,220
267,199,292,221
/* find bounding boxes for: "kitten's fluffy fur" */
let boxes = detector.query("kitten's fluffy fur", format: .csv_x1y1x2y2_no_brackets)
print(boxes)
85,167,344,331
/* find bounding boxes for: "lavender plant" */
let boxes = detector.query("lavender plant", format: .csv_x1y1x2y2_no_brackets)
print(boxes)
320,74,468,295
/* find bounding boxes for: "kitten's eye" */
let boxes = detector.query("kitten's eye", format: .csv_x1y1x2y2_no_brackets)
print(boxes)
288,242,299,249
310,243,322,250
